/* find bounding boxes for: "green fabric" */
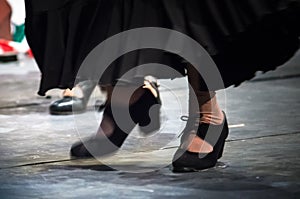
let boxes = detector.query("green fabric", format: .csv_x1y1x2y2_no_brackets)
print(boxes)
13,24,25,42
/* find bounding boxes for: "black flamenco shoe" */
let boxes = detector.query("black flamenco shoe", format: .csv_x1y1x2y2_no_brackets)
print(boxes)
172,112,229,172
70,83,161,158
49,80,97,115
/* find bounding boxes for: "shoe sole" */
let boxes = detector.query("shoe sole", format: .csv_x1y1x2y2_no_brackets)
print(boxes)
50,110,86,115
172,166,204,173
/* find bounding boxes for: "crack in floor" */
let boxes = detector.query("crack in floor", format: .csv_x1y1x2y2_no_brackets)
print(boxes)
1,131,299,170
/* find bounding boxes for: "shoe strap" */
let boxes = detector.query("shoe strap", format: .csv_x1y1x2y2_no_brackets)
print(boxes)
179,113,227,142
197,114,228,145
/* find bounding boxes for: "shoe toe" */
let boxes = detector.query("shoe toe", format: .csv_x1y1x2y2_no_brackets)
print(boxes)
70,137,121,158
50,97,85,115
70,140,93,158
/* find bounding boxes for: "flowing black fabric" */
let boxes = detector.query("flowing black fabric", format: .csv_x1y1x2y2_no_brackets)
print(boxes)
25,0,300,95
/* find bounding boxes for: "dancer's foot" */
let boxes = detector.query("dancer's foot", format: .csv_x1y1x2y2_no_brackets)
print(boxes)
172,112,228,172
49,80,97,115
70,82,161,158
173,94,228,172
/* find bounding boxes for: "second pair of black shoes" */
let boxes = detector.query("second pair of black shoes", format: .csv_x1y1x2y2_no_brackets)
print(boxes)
49,80,97,115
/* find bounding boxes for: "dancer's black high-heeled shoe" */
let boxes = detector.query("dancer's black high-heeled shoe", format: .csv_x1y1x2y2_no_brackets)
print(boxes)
49,80,97,115
70,83,161,158
172,112,229,172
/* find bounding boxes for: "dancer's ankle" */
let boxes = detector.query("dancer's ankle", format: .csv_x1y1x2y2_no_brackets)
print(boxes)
184,95,223,153
62,88,75,97
62,86,84,98
200,96,224,125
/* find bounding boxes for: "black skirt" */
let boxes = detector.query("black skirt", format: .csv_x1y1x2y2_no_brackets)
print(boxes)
25,0,300,95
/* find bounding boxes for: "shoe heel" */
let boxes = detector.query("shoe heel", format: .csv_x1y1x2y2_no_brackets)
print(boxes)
217,141,225,159
131,81,161,135
138,102,161,134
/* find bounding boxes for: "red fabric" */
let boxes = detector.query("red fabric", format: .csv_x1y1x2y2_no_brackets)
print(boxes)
0,39,15,53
